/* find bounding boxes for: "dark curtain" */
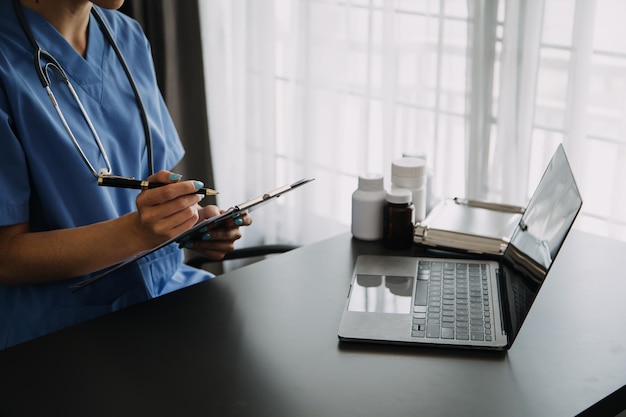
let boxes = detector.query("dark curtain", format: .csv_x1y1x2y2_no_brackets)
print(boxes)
119,0,216,204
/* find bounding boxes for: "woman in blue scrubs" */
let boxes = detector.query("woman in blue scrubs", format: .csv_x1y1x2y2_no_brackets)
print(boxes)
0,0,251,349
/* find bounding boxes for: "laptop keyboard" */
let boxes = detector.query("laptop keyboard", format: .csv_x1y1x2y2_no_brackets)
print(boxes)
411,261,493,342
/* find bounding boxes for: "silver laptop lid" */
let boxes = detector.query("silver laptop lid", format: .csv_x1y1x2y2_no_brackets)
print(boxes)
501,144,583,342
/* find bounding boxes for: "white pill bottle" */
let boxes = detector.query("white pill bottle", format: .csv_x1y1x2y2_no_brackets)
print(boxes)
391,157,427,223
351,173,387,241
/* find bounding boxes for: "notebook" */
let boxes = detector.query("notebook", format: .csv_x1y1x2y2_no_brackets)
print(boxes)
338,144,582,350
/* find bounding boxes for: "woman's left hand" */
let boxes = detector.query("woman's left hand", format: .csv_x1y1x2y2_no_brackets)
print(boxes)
183,205,252,260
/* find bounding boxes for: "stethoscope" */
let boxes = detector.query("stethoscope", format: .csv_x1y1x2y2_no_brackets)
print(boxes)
13,0,154,178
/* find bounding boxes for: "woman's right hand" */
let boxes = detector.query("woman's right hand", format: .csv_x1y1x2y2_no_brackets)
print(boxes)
133,171,206,247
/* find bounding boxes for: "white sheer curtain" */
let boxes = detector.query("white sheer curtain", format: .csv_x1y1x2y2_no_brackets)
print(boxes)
492,0,626,239
199,0,626,247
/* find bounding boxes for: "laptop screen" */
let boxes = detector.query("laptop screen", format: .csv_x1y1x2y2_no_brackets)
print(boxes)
501,144,582,341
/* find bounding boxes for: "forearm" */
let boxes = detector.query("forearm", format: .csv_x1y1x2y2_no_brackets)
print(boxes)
0,213,152,286
0,173,208,286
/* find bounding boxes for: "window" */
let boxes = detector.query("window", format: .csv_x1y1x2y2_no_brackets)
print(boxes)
200,0,626,246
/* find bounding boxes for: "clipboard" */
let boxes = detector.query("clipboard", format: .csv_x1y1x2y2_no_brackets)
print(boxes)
413,197,525,255
70,178,314,290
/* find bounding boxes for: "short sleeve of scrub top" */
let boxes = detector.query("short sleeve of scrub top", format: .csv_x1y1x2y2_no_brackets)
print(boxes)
0,1,212,349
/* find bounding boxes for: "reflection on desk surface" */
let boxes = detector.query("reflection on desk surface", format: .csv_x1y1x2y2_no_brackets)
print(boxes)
348,274,414,314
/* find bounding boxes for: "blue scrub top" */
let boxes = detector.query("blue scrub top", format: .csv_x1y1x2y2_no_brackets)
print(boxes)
0,0,211,349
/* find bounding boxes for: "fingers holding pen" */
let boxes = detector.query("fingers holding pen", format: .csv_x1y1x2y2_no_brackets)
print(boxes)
129,171,253,254
140,171,205,204
134,171,208,242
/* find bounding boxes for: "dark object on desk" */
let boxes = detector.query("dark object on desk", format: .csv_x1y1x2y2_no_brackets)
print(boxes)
382,188,415,249
186,244,299,269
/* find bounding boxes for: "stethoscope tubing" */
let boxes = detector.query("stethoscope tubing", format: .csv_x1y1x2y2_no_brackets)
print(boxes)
12,0,154,178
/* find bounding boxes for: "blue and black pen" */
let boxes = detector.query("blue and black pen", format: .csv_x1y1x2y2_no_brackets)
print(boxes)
97,176,218,196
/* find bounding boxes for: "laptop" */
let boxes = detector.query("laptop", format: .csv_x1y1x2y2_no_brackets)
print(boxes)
338,144,582,350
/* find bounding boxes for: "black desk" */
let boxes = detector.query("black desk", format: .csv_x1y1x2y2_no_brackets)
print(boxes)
1,231,625,417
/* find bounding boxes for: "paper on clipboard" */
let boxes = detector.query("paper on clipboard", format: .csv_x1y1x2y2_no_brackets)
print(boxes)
70,178,314,290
